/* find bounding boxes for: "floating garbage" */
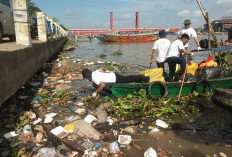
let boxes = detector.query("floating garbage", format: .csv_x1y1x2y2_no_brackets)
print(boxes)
65,115,80,121
30,82,41,87
42,72,49,77
81,139,94,150
23,124,32,134
35,132,44,143
20,124,34,143
76,102,84,106
94,143,101,149
69,151,79,157
50,126,69,139
4,131,18,139
150,128,160,133
123,126,137,134
75,108,86,114
84,115,97,124
144,147,157,157
118,135,132,145
69,106,78,112
31,100,38,104
156,119,168,128
33,118,42,125
44,113,57,123
109,142,120,153
38,147,64,157
64,124,75,133
107,117,114,125
219,152,228,157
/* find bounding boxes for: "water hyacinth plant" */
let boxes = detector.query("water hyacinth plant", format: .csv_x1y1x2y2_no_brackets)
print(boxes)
111,50,123,56
96,53,107,59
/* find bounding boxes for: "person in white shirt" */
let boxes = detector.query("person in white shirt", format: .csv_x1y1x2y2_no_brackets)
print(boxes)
150,30,171,70
178,19,201,51
82,69,149,98
166,34,193,82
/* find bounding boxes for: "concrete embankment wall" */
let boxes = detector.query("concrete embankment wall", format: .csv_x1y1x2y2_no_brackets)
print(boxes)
0,37,67,107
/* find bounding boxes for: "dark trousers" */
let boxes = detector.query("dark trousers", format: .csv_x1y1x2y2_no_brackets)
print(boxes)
157,62,165,69
166,57,186,82
157,61,168,81
115,73,148,83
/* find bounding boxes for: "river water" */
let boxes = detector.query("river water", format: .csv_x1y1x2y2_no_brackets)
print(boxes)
71,35,227,73
68,35,232,157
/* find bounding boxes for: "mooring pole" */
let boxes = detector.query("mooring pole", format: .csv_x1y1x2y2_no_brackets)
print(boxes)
206,12,211,56
196,0,219,47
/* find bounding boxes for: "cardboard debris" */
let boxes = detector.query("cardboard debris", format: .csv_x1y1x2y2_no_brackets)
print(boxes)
50,126,69,139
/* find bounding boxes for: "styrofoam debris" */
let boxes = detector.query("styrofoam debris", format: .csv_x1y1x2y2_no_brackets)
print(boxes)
156,119,168,128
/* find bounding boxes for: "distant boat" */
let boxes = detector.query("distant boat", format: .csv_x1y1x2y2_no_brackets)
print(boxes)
102,32,159,42
96,36,107,42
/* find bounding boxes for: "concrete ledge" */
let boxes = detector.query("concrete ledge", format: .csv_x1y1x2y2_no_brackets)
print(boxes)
0,37,67,106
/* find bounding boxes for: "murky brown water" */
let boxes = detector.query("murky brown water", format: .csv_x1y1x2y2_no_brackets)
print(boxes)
71,35,228,70
69,35,232,157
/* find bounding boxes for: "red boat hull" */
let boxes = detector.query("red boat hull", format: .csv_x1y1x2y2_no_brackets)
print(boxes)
103,33,158,42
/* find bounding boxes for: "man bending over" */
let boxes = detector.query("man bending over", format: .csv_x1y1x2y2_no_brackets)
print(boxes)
82,69,149,98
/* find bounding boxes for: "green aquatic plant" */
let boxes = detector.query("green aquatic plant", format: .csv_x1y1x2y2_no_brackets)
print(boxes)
96,53,107,59
111,50,123,56
106,90,201,121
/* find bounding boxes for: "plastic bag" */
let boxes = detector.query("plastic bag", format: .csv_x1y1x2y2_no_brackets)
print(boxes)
185,73,198,82
176,62,198,76
140,68,165,83
38,147,64,157
144,147,157,157
109,142,120,153
187,62,198,76
196,67,222,80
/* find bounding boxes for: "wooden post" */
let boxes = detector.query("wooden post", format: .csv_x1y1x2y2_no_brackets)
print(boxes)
196,0,219,47
37,12,48,42
206,12,211,56
12,0,31,46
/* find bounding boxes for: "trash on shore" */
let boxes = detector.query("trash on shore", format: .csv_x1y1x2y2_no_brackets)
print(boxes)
109,142,120,153
50,126,69,139
4,131,18,139
144,147,157,157
155,119,169,128
84,115,97,124
118,135,132,145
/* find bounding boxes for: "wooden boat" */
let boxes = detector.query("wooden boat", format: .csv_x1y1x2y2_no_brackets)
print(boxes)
96,36,107,42
109,77,232,98
212,88,232,108
103,32,159,42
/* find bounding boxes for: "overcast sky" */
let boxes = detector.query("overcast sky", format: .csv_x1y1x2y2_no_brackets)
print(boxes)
33,0,232,29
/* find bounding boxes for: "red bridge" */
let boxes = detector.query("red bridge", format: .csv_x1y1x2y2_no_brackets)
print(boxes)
69,28,180,35
69,12,199,35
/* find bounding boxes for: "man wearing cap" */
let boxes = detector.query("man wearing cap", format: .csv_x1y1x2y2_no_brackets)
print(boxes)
150,30,171,71
166,34,193,82
82,69,149,98
178,19,201,50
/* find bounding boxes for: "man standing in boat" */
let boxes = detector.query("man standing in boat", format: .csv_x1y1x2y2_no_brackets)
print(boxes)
178,19,201,51
150,30,170,79
166,34,193,82
82,69,149,98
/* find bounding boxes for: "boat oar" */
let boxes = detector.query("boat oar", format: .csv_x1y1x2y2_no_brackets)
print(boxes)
178,66,187,101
